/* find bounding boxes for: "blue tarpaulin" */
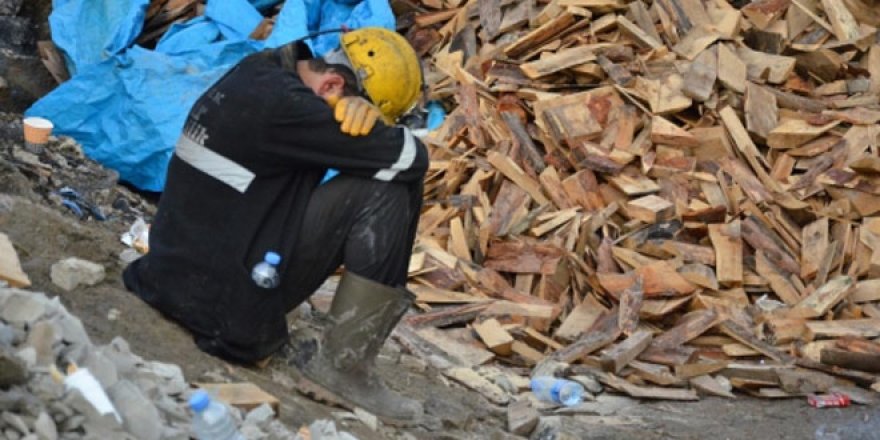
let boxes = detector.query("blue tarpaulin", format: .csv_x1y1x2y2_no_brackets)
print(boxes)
27,0,395,191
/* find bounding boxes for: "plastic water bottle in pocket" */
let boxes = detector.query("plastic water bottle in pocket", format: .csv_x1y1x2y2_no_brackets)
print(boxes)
251,251,280,289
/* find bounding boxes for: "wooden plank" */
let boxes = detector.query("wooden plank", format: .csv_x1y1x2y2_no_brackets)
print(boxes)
416,327,496,367
801,217,829,280
745,82,778,140
787,275,855,319
601,374,700,400
444,367,510,404
755,251,801,305
741,216,800,275
474,318,514,356
617,16,663,50
196,383,280,414
821,0,861,41
820,348,880,373
0,233,30,288
682,45,718,102
479,0,502,40
618,276,644,334
651,116,699,147
607,174,660,196
737,46,797,84
600,329,654,373
550,310,621,363
709,221,743,287
487,151,549,205
678,264,719,290
805,319,880,339
520,46,597,79
742,0,790,29
673,25,721,61
626,195,674,223
412,286,491,304
717,44,746,93
650,309,719,350
767,119,841,149
597,55,634,86
690,375,735,398
852,279,880,303
555,295,608,341
869,45,880,95
504,12,576,58
718,320,794,363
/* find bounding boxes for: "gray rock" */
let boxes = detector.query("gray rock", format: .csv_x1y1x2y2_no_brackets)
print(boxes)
0,322,16,346
58,414,84,432
5,428,21,440
50,258,105,292
80,349,118,390
25,321,57,367
2,411,30,435
0,344,27,386
33,411,57,440
107,380,161,440
53,314,90,347
0,0,24,16
243,403,276,428
530,417,578,440
0,292,46,326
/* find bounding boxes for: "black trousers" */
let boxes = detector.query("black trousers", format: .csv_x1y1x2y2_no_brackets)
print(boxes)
280,174,422,312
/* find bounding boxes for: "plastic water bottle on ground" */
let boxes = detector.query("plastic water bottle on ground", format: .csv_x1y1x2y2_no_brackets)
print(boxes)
251,251,281,288
189,390,245,440
530,376,585,406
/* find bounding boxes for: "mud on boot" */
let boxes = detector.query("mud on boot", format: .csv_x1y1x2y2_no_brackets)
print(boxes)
296,271,423,425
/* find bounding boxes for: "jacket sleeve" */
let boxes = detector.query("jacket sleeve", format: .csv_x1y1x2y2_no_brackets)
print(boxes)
259,79,428,184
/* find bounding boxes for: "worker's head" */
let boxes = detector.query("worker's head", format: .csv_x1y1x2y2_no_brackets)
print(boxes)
324,27,423,122
297,58,362,103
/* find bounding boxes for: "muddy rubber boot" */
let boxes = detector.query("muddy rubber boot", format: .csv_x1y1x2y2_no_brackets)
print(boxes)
296,271,423,425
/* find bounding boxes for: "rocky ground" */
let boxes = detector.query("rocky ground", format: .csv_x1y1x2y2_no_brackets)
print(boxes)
1,116,879,439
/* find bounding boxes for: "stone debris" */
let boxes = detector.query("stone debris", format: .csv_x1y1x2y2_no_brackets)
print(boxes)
50,258,105,291
0,0,23,17
0,287,308,440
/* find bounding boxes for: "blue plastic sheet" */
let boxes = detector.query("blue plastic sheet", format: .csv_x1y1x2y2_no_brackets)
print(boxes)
27,0,395,191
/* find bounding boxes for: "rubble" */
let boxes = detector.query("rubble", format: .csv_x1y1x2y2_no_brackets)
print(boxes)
0,287,311,440
50,258,105,291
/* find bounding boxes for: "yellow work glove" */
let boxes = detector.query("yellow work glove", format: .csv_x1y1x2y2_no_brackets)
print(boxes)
333,96,385,136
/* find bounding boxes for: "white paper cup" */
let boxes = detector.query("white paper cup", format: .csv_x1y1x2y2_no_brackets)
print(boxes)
23,117,54,144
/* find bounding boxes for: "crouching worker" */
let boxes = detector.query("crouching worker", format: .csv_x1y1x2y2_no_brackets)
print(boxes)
123,28,427,424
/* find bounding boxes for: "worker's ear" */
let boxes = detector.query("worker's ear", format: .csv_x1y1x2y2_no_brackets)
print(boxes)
319,73,346,99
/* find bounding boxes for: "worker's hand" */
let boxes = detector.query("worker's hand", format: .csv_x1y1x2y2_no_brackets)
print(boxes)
333,96,384,136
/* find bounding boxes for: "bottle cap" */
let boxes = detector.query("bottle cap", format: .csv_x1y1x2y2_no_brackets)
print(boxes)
264,251,281,265
188,390,211,412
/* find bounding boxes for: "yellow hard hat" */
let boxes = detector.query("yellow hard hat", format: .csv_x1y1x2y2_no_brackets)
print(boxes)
339,28,422,122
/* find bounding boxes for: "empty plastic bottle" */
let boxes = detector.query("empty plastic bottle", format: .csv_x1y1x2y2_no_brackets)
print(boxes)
251,251,281,288
189,390,245,440
530,376,585,406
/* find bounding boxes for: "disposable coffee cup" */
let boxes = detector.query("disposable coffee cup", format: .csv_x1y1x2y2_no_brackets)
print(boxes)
23,117,54,154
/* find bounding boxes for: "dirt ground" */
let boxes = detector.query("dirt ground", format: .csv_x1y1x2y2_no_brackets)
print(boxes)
0,140,878,439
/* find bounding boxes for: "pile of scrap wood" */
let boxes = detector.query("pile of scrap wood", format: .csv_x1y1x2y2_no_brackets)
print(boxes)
394,0,880,402
137,0,279,46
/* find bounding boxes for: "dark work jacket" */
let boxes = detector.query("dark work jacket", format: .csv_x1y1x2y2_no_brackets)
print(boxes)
123,47,428,363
